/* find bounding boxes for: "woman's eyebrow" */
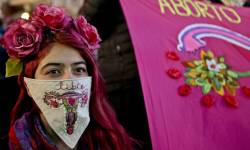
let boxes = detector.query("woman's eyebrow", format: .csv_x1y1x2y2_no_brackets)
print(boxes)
72,61,86,66
41,63,63,71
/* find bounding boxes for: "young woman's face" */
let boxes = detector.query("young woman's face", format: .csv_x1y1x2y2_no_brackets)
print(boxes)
35,43,88,80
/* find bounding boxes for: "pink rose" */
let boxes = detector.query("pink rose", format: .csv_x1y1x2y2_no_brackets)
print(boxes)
32,4,70,30
2,19,42,58
74,16,101,49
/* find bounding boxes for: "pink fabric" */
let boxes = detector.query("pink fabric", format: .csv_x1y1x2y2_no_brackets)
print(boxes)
119,0,250,150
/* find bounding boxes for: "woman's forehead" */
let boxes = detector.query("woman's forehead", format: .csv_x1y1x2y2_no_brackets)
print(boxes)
39,43,86,65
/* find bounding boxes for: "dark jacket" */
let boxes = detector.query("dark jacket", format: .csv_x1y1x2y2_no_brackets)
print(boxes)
0,27,8,79
81,0,138,92
0,76,19,150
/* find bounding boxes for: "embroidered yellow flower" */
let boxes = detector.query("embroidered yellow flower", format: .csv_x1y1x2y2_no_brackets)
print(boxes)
183,50,240,96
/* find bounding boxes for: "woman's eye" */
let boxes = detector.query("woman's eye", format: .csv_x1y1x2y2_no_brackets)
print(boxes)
46,69,61,76
74,67,87,74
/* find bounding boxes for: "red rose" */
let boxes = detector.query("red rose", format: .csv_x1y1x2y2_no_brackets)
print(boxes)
201,94,215,107
178,84,192,96
32,4,70,29
241,86,250,97
74,16,101,49
2,19,42,58
223,95,238,108
166,51,180,61
166,68,182,79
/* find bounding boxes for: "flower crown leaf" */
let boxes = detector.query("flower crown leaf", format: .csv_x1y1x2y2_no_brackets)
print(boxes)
5,58,23,77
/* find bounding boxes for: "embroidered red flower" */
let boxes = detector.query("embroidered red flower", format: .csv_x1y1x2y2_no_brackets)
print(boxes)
201,94,215,107
241,86,250,97
178,84,192,96
50,100,59,108
32,4,70,29
166,51,180,61
82,94,88,104
166,68,182,79
223,95,238,108
2,19,42,58
74,16,101,49
66,126,74,135
68,98,76,106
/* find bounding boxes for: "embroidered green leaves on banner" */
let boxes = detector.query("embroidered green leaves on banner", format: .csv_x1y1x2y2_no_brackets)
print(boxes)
183,50,241,96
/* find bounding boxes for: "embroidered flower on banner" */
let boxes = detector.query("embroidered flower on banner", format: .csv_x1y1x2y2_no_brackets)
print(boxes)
182,50,240,96
165,50,250,108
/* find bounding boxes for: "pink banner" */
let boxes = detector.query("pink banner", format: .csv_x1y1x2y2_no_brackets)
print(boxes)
120,0,250,150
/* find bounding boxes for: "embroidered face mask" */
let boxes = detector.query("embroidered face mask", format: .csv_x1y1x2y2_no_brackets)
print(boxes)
24,77,92,149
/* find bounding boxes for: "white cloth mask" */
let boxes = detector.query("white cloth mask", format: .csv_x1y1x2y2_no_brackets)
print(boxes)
24,77,92,149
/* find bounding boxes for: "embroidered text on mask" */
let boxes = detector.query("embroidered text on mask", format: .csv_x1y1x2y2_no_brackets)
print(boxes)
56,81,87,90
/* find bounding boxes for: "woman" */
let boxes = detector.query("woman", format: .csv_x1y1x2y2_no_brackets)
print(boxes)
1,4,134,150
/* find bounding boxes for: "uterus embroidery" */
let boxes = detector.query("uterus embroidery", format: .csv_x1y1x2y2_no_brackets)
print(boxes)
43,90,89,134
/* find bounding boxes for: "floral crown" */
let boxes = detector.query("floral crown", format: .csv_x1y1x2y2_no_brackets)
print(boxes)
0,4,101,77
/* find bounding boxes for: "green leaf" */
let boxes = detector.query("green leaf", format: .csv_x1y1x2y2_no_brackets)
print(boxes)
212,78,221,90
207,51,214,58
5,58,23,77
208,71,215,78
195,65,203,70
219,57,224,63
227,70,238,79
237,71,250,78
186,78,197,86
200,71,208,79
195,78,206,86
202,83,212,94
219,64,227,69
193,60,202,65
63,99,68,106
186,70,200,78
